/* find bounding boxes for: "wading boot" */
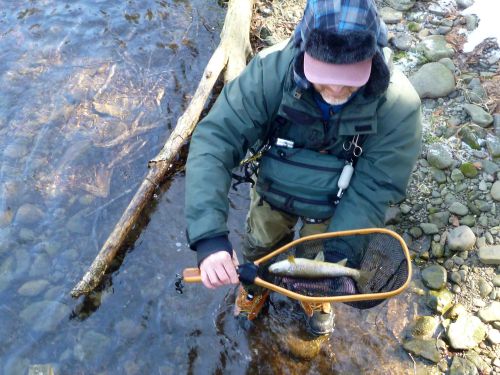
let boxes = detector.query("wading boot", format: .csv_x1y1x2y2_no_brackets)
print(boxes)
234,286,270,321
300,301,335,336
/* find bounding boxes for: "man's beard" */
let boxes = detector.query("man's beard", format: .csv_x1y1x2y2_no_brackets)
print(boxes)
320,93,352,105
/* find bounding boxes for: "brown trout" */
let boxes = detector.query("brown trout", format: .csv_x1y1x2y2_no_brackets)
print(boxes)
268,256,372,285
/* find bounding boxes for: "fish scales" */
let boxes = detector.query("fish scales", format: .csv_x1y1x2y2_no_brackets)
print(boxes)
269,257,362,280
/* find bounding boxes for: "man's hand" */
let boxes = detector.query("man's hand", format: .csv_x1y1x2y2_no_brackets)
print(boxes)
199,250,240,289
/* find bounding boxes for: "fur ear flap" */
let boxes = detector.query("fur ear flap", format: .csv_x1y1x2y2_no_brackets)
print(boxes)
305,29,377,64
363,51,390,97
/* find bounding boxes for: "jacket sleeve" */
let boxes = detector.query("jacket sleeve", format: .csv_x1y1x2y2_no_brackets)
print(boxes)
326,70,422,264
185,50,286,253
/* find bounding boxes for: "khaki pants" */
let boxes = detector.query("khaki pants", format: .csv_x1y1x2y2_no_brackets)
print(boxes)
241,187,331,293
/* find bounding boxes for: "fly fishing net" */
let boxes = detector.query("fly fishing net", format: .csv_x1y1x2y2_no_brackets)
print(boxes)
254,230,410,309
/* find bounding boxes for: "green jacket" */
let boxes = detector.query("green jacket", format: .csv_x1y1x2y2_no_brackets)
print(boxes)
185,41,422,262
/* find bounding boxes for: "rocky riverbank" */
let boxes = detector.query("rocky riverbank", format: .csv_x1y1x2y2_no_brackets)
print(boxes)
252,0,500,373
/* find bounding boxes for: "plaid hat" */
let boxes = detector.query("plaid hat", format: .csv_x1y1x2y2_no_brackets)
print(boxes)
294,0,388,51
294,0,390,93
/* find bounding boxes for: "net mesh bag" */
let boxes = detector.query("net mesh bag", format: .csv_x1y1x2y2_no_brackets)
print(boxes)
259,232,409,309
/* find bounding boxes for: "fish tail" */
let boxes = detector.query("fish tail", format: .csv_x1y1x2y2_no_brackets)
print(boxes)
357,268,376,288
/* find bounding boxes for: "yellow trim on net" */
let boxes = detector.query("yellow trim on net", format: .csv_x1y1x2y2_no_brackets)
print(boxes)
183,227,412,303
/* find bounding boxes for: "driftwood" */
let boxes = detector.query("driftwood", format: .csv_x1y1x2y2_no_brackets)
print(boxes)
71,0,255,298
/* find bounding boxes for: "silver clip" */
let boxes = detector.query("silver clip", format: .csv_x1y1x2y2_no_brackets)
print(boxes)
342,135,363,157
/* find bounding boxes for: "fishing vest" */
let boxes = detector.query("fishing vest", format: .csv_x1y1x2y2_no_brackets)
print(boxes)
255,85,383,220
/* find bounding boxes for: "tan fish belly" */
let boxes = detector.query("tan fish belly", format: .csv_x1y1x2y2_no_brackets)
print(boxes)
269,258,361,280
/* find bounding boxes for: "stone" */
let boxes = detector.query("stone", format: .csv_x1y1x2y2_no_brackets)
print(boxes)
74,330,111,361
458,125,481,150
467,78,488,104
410,62,455,99
410,316,440,339
477,301,500,322
0,208,13,228
380,7,403,24
487,328,500,345
420,223,439,235
428,1,456,16
417,35,455,62
464,353,492,375
486,134,500,158
493,275,500,287
392,33,413,51
408,22,421,32
20,301,70,332
481,160,499,175
3,143,29,159
427,144,454,169
478,245,500,265
460,215,476,227
386,0,416,11
426,288,454,314
478,278,493,298
460,162,478,178
462,104,494,127
28,364,55,375
438,57,455,72
449,356,478,375
400,203,412,214
429,211,451,228
446,303,467,320
447,226,476,252
494,113,500,135
402,338,444,363
409,235,431,254
385,206,402,225
450,169,465,182
456,0,474,8
422,264,447,290
93,101,125,118
447,314,487,349
449,202,469,216
17,280,50,297
431,242,444,258
431,168,447,183
14,203,45,225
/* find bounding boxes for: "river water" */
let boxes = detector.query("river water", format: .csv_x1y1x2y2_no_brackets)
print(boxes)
0,1,426,374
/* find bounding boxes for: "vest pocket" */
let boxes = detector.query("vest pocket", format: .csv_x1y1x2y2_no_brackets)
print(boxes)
256,146,346,219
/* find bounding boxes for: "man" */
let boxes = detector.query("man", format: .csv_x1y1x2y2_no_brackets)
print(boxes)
185,0,421,335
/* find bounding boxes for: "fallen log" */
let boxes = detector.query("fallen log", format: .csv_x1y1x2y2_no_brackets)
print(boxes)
71,0,255,298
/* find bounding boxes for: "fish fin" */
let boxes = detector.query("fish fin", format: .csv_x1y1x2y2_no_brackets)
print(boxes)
314,251,324,262
287,255,296,263
357,268,377,289
337,258,348,266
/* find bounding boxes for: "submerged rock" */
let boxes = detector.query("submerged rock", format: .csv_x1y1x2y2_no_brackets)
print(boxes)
20,301,70,332
403,338,445,363
449,356,478,375
15,203,45,225
409,315,440,339
426,289,454,314
421,264,447,290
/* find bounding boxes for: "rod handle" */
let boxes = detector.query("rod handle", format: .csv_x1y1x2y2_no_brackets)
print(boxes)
183,268,202,283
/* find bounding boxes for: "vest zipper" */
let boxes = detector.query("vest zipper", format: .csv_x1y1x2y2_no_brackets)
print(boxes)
266,152,343,172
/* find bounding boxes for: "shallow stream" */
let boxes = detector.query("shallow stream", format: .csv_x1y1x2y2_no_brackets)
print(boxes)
0,1,425,373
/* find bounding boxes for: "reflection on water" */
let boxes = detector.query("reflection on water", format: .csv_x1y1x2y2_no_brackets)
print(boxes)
1,0,423,373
